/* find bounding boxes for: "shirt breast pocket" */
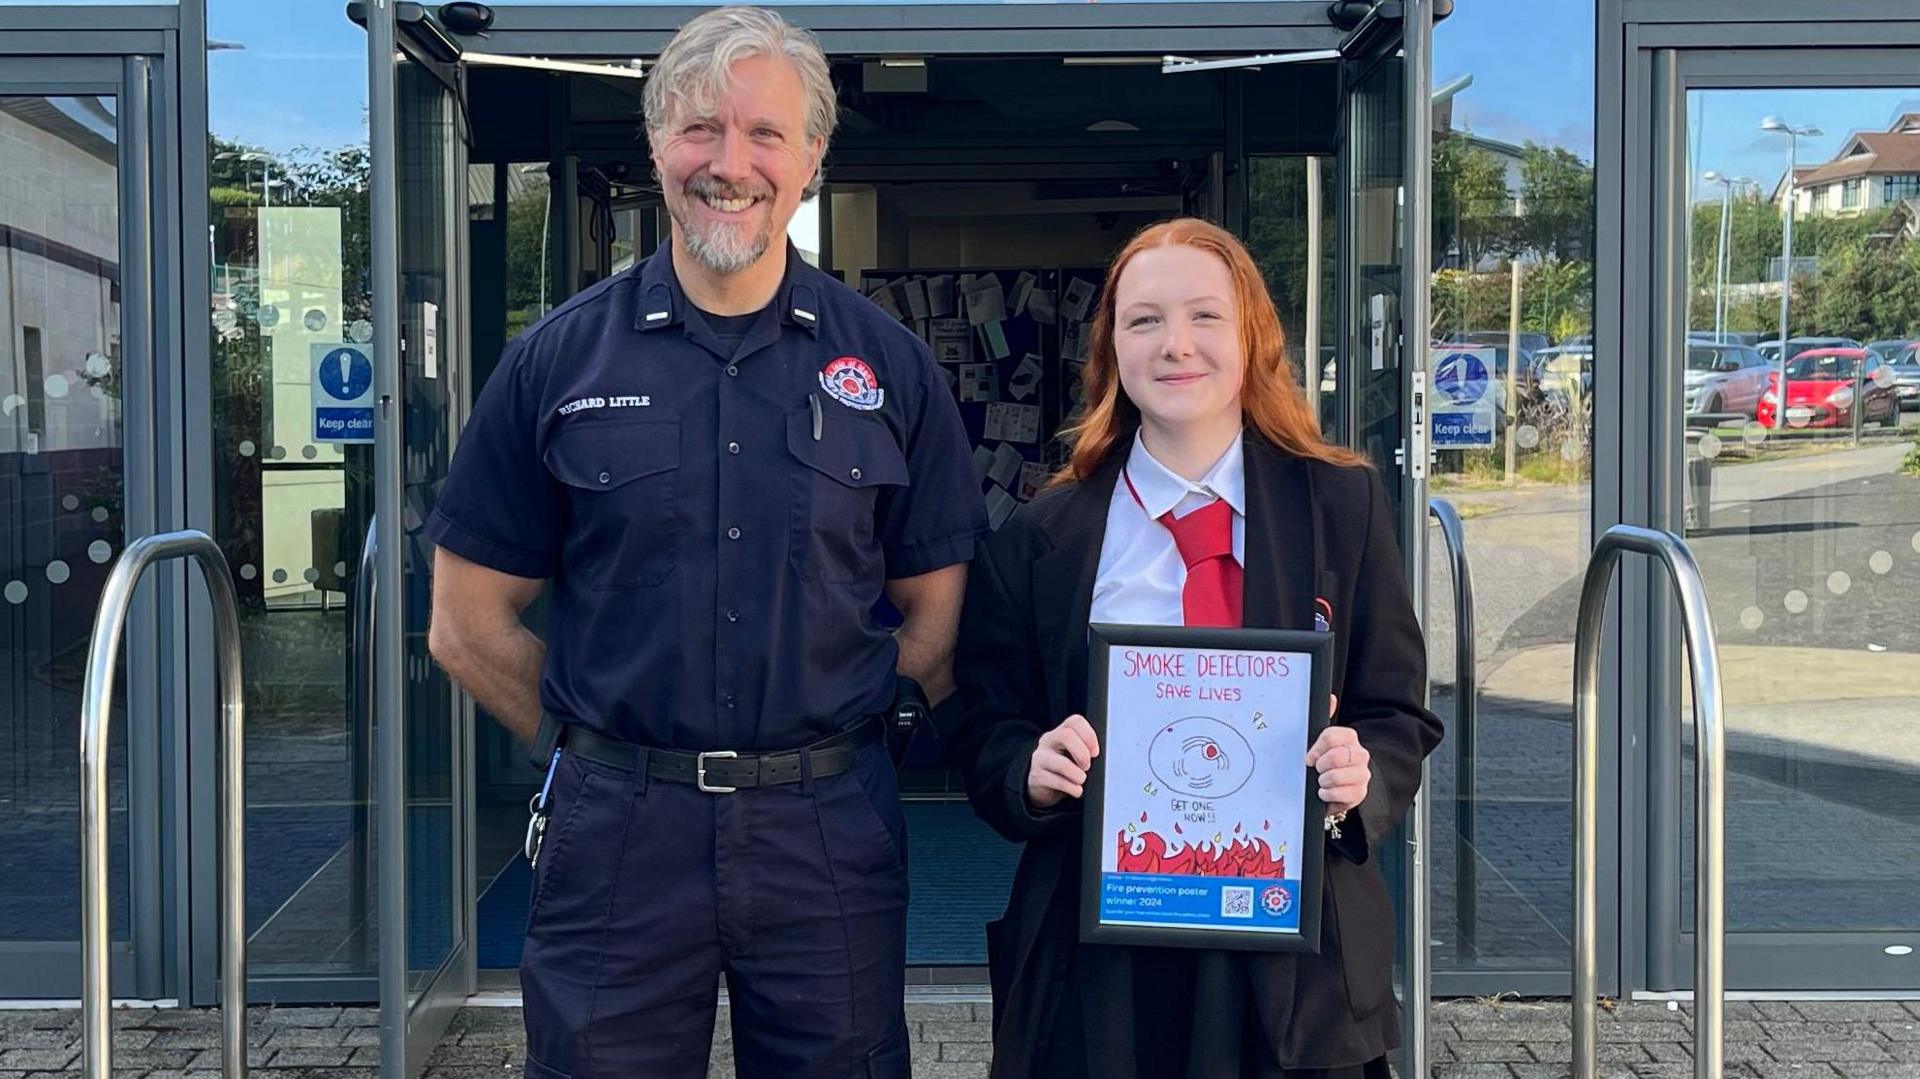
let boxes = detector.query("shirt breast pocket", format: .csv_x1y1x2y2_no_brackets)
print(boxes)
786,409,909,583
544,418,680,590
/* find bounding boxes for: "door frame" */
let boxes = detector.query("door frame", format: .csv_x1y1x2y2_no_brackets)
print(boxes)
0,21,183,1003
1601,0,1920,993
369,8,477,1075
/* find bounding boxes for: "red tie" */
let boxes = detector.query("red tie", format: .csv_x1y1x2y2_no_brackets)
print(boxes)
1127,470,1244,628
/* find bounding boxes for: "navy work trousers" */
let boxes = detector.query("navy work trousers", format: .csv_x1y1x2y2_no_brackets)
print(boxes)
519,739,911,1079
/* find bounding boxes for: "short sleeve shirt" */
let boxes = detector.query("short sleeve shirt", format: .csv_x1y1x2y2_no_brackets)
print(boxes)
424,241,986,750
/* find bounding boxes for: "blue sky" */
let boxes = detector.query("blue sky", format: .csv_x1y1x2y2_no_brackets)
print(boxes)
1689,89,1920,205
1432,0,1596,158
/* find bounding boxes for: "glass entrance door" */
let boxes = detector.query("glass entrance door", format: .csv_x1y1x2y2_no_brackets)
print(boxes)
1638,39,1920,993
369,10,474,1074
0,53,164,1001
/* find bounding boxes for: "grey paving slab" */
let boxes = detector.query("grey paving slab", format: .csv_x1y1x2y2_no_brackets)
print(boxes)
4,998,1919,1077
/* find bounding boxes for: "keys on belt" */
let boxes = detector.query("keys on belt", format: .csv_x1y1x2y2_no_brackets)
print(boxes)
524,747,563,866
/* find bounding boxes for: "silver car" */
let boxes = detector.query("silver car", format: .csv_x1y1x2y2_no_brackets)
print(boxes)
1685,344,1772,417
1888,344,1920,411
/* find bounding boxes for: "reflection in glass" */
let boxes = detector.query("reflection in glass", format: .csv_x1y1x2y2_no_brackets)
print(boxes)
1680,89,1920,934
1422,11,1598,970
0,95,130,947
209,1,377,975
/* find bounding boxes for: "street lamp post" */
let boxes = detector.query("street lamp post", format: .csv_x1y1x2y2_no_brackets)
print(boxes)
1701,172,1754,343
1761,117,1821,431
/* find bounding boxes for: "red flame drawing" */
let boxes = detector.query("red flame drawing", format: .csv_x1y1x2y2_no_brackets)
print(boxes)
1115,830,1287,879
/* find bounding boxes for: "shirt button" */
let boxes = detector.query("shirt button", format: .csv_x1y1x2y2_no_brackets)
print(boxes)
727,526,741,540
726,365,739,377
724,694,737,709
728,441,740,455
726,608,740,622
849,467,862,481
598,471,611,484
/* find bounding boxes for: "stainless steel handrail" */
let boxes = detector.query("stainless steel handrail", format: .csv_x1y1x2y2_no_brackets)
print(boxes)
1572,524,1724,1079
81,530,247,1078
349,518,377,963
1429,497,1477,964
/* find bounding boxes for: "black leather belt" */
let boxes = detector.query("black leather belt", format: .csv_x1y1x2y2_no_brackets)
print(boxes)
560,718,880,793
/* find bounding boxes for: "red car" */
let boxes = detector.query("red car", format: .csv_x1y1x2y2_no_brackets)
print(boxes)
1756,348,1901,429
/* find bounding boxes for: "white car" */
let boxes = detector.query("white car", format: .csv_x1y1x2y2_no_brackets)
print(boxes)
1685,344,1773,418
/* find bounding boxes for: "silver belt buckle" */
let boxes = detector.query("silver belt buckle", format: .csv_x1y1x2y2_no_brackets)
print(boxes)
696,750,739,794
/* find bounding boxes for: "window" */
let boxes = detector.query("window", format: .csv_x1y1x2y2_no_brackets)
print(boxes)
1884,175,1920,202
21,326,44,436
1842,177,1862,208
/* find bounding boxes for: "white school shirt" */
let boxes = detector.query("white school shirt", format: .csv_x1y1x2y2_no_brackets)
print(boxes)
1090,431,1247,626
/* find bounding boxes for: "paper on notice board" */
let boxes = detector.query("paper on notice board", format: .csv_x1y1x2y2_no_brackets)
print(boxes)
1018,461,1048,501
1026,288,1057,325
931,319,971,364
929,275,956,319
1009,353,1043,401
1010,271,1038,317
1062,277,1097,322
972,444,996,484
903,277,931,321
979,319,1012,360
984,402,1042,444
988,442,1025,489
959,363,998,403
866,281,903,321
963,274,1008,326
986,485,1019,530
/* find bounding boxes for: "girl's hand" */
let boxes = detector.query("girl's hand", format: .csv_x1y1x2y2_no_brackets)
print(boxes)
1305,700,1369,816
1027,714,1101,809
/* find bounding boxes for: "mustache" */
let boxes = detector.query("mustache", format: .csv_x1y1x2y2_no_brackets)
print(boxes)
686,176,769,202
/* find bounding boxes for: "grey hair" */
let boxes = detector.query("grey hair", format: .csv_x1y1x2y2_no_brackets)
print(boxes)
644,6,837,198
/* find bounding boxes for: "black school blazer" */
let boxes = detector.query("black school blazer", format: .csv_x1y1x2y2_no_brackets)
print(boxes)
949,434,1445,1076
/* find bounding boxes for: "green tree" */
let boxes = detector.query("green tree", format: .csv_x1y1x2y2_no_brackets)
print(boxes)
1516,144,1593,260
1433,136,1514,268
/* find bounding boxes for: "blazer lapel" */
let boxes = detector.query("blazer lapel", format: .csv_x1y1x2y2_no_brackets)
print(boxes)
1242,437,1320,632
1031,458,1122,717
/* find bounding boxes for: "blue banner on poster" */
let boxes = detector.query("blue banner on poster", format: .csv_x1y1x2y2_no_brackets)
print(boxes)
1099,872,1301,932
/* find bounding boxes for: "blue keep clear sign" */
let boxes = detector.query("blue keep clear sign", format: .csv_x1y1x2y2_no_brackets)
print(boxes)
1431,346,1497,449
312,342,374,443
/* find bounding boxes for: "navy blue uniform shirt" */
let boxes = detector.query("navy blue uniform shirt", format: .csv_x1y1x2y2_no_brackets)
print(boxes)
425,241,986,750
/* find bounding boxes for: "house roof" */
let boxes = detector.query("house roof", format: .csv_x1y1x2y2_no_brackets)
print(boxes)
1797,132,1920,186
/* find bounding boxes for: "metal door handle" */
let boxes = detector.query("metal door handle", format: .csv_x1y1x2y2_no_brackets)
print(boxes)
1571,525,1725,1078
81,531,248,1077
1429,498,1478,961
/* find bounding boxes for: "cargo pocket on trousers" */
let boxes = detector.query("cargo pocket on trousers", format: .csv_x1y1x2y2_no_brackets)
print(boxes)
865,1023,912,1079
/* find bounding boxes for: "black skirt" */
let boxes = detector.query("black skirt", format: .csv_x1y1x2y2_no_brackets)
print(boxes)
1035,943,1394,1079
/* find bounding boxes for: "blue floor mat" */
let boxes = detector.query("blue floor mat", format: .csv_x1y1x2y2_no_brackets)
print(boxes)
477,801,1019,969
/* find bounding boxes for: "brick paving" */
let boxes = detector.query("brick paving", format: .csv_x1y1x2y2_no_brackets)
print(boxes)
3,996,1918,1077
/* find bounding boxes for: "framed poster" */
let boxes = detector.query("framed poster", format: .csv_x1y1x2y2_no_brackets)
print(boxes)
1081,624,1333,952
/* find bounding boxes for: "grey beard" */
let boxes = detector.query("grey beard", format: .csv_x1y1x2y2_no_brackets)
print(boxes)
675,205,772,275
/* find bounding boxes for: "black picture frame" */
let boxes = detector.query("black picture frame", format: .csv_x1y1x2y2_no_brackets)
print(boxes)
1080,623,1334,953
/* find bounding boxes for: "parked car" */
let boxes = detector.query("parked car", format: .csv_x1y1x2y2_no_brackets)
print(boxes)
1531,346,1593,405
1689,329,1767,347
1756,336,1863,363
1684,343,1773,418
1446,329,1552,357
1756,348,1900,429
1865,338,1919,362
1888,348,1920,411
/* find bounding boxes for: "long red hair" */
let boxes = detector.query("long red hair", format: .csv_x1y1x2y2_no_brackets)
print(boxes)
1054,217,1365,486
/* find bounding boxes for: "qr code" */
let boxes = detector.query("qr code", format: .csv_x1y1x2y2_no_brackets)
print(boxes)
1221,886,1255,919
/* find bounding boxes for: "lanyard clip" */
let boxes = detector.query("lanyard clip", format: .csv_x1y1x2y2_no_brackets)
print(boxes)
524,749,563,865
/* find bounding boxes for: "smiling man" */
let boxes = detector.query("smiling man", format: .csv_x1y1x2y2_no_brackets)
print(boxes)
421,8,985,1077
